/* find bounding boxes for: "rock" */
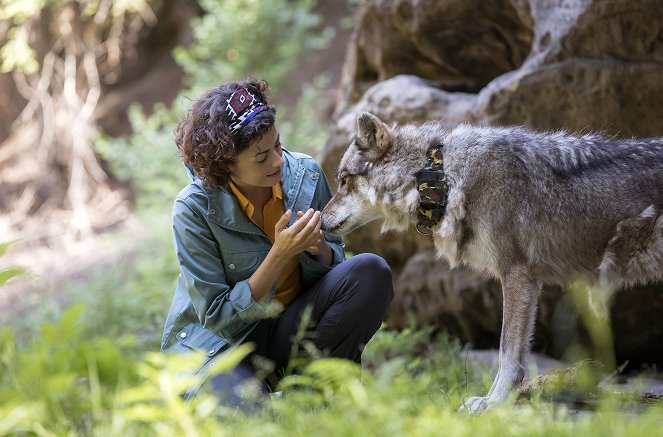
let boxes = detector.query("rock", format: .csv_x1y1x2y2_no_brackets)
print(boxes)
335,0,534,112
390,251,502,347
517,358,605,401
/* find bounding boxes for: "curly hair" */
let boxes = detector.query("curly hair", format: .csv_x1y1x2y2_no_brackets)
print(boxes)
175,79,276,187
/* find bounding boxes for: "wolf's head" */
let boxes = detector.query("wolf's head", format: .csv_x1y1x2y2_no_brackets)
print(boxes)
321,112,427,235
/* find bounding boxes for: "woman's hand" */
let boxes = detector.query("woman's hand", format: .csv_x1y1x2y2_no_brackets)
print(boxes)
296,210,333,266
249,208,334,302
272,208,323,259
249,209,320,302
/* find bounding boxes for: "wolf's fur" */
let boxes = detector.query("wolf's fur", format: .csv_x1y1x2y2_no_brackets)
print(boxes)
321,112,663,412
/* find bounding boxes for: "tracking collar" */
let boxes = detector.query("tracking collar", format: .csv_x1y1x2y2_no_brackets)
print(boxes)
415,144,448,235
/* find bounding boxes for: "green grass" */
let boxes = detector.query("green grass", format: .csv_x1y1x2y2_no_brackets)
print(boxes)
2,214,177,354
1,230,663,436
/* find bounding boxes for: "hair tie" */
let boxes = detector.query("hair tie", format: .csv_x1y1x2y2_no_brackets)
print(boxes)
224,88,267,133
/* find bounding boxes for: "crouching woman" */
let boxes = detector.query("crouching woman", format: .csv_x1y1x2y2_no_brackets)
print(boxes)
161,78,393,406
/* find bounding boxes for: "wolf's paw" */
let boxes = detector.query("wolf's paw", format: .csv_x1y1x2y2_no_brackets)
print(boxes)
460,396,489,413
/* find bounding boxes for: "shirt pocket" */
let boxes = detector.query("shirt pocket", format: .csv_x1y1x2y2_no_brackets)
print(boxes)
223,250,266,284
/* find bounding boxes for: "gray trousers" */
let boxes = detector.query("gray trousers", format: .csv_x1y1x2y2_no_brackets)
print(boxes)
210,253,393,405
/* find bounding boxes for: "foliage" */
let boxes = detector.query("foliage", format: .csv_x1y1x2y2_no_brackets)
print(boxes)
174,0,334,97
2,305,663,435
95,103,189,211
2,252,662,435
2,218,178,352
279,74,334,158
0,242,25,286
66,231,178,352
0,304,252,436
5,238,662,435
0,0,45,74
0,0,158,235
0,0,154,74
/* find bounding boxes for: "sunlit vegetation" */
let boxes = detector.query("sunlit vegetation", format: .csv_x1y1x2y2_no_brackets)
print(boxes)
1,1,662,435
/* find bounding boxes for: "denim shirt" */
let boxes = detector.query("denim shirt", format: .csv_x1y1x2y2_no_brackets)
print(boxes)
161,149,345,359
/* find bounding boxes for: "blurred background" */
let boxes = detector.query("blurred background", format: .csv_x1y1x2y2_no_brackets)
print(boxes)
2,0,663,372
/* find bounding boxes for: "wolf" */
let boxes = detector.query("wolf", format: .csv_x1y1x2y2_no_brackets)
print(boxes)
321,112,663,412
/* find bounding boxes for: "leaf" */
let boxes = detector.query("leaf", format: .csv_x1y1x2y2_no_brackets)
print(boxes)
117,385,161,405
0,267,25,286
45,373,77,399
0,0,47,22
58,304,85,341
0,27,39,74
122,403,170,421
0,402,47,435
205,343,254,378
0,241,19,257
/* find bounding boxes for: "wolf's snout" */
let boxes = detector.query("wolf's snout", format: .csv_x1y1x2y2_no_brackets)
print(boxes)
320,214,335,233
320,211,346,235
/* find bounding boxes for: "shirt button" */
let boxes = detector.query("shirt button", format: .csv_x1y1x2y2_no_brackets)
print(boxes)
312,174,319,181
210,208,216,215
229,263,236,270
179,332,187,339
209,349,216,355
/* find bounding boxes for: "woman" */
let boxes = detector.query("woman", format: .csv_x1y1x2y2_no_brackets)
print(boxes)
161,78,393,405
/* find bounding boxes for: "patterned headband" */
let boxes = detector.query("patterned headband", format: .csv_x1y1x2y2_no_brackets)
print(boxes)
224,88,267,133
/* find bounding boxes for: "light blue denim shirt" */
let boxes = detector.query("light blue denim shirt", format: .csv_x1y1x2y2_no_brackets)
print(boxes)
161,149,345,359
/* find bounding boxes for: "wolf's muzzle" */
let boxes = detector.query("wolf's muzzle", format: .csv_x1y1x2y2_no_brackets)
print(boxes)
321,215,348,234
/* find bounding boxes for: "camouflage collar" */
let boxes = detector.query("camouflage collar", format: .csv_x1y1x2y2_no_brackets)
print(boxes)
415,144,448,235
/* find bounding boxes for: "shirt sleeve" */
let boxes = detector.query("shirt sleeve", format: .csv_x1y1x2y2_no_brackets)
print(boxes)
172,197,274,341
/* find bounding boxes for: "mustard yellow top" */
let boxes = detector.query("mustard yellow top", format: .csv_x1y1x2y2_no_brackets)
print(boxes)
228,180,301,307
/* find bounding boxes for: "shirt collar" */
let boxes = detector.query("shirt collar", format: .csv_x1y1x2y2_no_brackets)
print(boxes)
228,180,282,217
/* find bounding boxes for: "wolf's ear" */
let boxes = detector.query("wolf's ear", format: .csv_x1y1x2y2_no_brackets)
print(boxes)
356,112,392,161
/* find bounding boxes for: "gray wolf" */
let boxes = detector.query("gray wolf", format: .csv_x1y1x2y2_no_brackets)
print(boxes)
321,112,663,412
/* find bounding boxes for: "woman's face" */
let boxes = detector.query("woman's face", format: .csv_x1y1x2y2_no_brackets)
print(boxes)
230,125,284,188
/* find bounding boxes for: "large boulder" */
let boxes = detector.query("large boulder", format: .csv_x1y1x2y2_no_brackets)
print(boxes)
323,0,663,367
336,0,534,111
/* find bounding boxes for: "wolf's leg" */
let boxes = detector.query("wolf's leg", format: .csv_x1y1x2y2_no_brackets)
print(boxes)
463,265,540,412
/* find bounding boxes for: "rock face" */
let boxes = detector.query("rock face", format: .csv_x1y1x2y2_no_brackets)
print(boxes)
336,0,534,108
323,0,663,366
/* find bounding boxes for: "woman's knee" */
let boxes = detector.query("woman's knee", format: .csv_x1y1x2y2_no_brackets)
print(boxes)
346,253,393,302
348,253,391,277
